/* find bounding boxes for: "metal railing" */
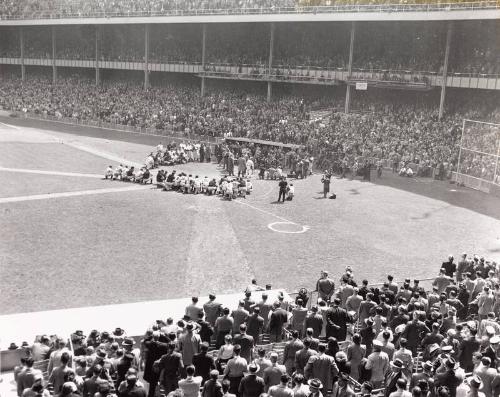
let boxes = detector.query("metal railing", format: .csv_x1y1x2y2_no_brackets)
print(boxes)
0,1,497,21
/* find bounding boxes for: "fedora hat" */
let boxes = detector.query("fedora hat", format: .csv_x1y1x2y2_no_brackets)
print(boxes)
308,379,323,389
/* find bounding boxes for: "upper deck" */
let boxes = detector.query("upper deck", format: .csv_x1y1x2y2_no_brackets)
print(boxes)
0,1,499,26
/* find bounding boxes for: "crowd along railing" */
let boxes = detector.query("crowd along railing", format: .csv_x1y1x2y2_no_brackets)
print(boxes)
0,1,498,20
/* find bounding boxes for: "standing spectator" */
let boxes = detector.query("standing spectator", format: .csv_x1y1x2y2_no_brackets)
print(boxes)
269,302,288,343
326,298,353,341
179,323,202,367
204,294,223,327
252,293,272,332
458,327,480,372
365,340,390,389
246,307,264,344
238,363,265,397
232,301,250,335
48,352,74,396
21,373,50,397
295,339,317,375
197,312,214,344
291,300,308,337
303,306,323,338
223,345,247,396
233,325,254,363
317,272,335,302
433,269,454,294
435,358,463,397
158,342,184,395
304,343,338,393
402,313,430,355
253,348,272,378
186,297,204,321
31,336,51,361
143,331,169,397
388,378,412,397
283,331,304,375
17,358,42,397
48,338,73,376
119,372,147,397
179,365,203,397
268,374,293,397
202,370,223,397
347,334,366,382
442,255,457,279
278,177,288,203
384,359,408,397
215,308,234,348
263,352,286,392
193,342,216,385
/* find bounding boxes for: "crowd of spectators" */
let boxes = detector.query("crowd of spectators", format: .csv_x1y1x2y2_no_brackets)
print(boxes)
12,253,500,397
0,0,495,20
0,74,499,182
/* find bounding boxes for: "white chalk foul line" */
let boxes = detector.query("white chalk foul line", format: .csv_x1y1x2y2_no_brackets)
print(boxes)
0,167,103,179
63,141,143,168
232,199,310,234
0,122,21,130
0,185,152,204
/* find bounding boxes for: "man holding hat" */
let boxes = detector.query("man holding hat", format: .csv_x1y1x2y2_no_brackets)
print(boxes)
239,363,265,397
316,271,335,302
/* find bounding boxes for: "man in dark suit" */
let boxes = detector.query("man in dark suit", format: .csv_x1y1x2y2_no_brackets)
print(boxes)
158,342,184,394
269,302,288,342
193,342,216,385
233,324,255,363
384,359,407,397
325,298,353,341
202,370,223,397
457,327,480,372
197,312,214,344
143,331,170,397
246,307,264,344
303,306,323,338
278,177,288,203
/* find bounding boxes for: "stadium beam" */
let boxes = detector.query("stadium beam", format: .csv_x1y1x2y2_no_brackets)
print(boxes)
20,27,25,81
345,21,356,114
201,24,207,97
144,24,150,90
52,26,57,84
438,21,453,121
267,22,275,103
95,26,100,85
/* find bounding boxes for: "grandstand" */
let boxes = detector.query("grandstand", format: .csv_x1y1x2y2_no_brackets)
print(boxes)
0,2,500,397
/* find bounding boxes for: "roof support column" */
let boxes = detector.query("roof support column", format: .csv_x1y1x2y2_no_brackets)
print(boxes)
201,24,207,97
344,21,356,114
267,22,275,103
438,22,453,121
144,24,150,90
52,26,57,85
20,27,25,81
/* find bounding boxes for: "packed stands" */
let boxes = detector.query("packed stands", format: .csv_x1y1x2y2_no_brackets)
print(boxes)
0,0,497,20
0,74,499,181
10,253,500,397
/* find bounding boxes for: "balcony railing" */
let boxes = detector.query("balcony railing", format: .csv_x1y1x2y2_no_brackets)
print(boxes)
0,1,498,21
